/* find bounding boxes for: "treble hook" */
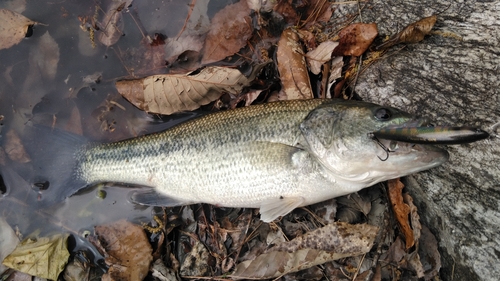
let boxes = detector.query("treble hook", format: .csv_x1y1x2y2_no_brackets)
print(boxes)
370,134,391,161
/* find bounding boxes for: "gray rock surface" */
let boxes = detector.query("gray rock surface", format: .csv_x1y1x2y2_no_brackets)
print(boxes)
334,1,499,280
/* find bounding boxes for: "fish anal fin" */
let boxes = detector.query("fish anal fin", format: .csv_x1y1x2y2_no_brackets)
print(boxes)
129,189,190,207
259,196,305,222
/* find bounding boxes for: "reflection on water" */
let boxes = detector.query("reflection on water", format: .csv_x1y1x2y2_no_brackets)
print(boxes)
0,0,212,239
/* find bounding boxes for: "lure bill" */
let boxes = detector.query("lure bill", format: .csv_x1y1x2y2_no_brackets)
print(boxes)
371,126,490,145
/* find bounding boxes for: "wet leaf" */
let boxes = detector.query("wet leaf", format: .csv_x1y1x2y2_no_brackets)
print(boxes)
0,218,19,275
332,23,378,56
4,129,30,163
95,219,152,281
276,28,313,100
151,259,179,281
388,178,414,249
116,63,266,115
201,1,253,64
376,15,437,50
2,233,70,280
97,1,132,47
0,9,35,50
33,31,60,81
232,222,378,279
305,40,339,75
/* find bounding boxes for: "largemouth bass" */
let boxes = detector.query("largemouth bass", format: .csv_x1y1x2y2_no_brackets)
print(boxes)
27,99,449,222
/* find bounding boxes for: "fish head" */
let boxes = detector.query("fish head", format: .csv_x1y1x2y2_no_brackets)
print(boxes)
299,100,449,186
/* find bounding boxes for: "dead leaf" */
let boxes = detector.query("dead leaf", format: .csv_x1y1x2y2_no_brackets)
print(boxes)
332,23,378,56
95,219,152,281
277,28,313,100
2,233,70,280
116,63,266,115
180,239,212,277
376,15,437,50
0,9,35,50
4,129,30,163
305,40,339,75
35,31,60,80
388,178,414,249
231,222,378,279
419,225,441,280
0,218,20,275
201,1,253,64
403,192,421,243
97,1,132,47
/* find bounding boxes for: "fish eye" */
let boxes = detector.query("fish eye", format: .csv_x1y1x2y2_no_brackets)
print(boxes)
374,108,392,120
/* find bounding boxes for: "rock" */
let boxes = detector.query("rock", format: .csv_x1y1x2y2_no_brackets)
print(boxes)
334,1,500,280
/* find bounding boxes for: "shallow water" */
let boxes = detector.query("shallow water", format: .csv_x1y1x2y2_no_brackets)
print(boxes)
0,0,223,238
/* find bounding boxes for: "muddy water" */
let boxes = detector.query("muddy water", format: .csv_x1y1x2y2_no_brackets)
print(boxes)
0,0,225,238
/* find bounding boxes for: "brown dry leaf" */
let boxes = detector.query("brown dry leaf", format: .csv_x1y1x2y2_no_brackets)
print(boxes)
201,1,253,64
179,239,211,277
0,9,35,50
403,192,421,243
305,40,339,75
116,63,266,115
388,178,414,249
376,15,437,50
97,0,132,47
4,129,30,163
332,23,378,56
2,233,70,280
95,219,153,281
301,0,332,27
231,222,378,279
277,28,313,100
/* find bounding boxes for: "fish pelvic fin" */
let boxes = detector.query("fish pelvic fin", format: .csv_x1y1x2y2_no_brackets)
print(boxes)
259,196,305,222
129,189,192,207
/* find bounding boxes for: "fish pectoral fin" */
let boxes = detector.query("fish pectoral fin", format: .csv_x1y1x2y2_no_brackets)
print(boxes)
259,196,305,223
129,189,190,207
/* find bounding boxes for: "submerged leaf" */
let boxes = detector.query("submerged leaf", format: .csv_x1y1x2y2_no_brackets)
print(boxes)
4,129,30,163
231,222,378,279
97,1,132,47
116,63,266,115
2,233,70,280
201,1,253,64
0,9,35,50
277,28,313,100
95,219,153,281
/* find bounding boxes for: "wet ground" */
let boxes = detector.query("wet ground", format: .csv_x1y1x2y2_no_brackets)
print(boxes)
0,0,224,238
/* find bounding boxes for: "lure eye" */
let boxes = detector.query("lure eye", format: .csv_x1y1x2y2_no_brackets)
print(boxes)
375,108,392,120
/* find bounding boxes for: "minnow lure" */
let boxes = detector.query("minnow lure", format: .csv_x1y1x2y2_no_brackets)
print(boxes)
370,126,490,145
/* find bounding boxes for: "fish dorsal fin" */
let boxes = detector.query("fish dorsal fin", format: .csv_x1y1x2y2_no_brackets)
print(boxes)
129,189,191,206
259,196,305,222
299,106,340,158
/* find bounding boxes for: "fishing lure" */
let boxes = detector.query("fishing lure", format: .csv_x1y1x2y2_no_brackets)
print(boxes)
370,126,490,145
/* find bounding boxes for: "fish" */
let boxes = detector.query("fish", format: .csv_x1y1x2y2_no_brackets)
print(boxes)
370,126,490,144
24,99,450,222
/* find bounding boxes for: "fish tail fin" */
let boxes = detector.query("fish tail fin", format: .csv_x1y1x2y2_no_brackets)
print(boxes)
21,126,90,207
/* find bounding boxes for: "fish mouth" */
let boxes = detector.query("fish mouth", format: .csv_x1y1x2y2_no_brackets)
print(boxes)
376,137,449,171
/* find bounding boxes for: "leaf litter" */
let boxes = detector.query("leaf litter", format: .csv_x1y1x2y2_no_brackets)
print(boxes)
0,1,445,280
